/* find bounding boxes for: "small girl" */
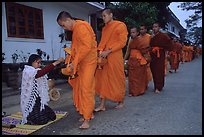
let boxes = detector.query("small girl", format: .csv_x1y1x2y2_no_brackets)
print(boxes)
20,54,64,125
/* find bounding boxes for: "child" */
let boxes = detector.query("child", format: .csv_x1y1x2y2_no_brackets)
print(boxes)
20,54,64,125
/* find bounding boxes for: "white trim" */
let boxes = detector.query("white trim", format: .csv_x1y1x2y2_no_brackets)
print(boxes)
86,2,105,9
2,2,8,40
5,37,46,43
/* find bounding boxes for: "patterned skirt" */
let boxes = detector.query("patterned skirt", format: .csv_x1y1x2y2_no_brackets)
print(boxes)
26,96,56,125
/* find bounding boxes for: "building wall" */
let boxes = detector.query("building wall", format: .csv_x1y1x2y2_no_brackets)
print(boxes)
166,22,180,38
2,2,91,63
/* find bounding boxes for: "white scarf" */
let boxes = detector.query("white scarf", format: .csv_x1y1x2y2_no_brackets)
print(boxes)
20,65,49,124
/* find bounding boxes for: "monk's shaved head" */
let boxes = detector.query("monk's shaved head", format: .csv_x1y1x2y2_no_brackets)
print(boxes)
102,8,113,15
131,27,138,32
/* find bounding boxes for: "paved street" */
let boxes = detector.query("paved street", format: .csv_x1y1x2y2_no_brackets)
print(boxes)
2,56,202,135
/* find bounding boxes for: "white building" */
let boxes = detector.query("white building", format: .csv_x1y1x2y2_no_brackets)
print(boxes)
2,2,105,63
165,7,186,41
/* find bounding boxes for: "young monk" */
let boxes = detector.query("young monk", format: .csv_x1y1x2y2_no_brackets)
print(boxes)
150,22,173,93
139,25,152,90
20,54,64,125
95,8,128,111
57,11,97,129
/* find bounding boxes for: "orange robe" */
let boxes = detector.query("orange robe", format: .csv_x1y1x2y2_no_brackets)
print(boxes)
169,42,182,70
68,20,97,120
95,20,128,102
140,34,152,87
128,34,151,96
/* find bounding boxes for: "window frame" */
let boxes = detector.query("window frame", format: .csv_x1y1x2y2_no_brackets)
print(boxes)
5,2,44,39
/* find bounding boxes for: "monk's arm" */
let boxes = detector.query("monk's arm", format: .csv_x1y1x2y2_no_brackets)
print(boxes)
97,28,106,51
110,23,128,52
124,38,131,60
163,34,173,51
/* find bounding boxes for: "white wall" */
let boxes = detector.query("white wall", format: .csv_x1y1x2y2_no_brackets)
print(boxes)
2,2,90,63
166,22,180,38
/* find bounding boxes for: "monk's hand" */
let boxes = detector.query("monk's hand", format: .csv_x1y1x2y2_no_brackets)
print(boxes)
100,49,112,58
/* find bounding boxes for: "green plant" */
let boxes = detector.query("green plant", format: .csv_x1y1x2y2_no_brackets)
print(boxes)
11,51,19,63
18,50,30,62
36,49,47,60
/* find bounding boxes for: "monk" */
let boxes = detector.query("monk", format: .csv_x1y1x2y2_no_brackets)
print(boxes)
150,22,173,93
94,8,128,111
139,25,152,90
57,11,97,129
124,26,150,96
169,38,182,73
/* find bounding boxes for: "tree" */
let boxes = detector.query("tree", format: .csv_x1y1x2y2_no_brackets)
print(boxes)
105,2,171,31
185,27,202,46
178,2,202,46
149,2,171,29
178,2,202,28
107,2,158,30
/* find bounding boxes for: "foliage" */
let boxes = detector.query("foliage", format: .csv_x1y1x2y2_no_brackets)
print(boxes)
185,27,202,46
18,51,30,62
107,2,159,31
178,2,202,46
11,50,19,63
178,2,202,28
36,49,49,60
149,2,171,28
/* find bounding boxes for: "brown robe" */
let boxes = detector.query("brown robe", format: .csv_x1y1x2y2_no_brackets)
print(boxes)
169,42,182,70
128,34,151,96
150,32,172,91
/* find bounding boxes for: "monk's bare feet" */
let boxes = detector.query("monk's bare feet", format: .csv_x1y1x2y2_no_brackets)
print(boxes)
155,89,160,93
79,115,94,122
79,117,85,122
128,94,132,97
115,102,124,109
94,106,106,112
79,120,90,129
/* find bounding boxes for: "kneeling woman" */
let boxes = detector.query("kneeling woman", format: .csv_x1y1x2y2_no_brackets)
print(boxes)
20,54,64,125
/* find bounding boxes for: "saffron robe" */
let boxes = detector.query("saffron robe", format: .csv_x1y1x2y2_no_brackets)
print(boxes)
128,34,151,96
169,42,182,70
68,20,97,120
150,32,172,91
95,20,128,102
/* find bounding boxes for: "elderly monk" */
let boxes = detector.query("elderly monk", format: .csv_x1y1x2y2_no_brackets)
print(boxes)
150,22,173,93
57,11,97,129
94,8,128,112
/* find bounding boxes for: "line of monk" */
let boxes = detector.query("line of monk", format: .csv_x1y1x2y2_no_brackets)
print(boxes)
56,8,202,129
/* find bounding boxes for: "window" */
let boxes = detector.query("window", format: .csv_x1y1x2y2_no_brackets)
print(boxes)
172,26,175,33
6,2,44,39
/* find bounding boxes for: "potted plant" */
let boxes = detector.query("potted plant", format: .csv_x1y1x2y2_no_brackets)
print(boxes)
18,51,30,71
9,51,20,72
